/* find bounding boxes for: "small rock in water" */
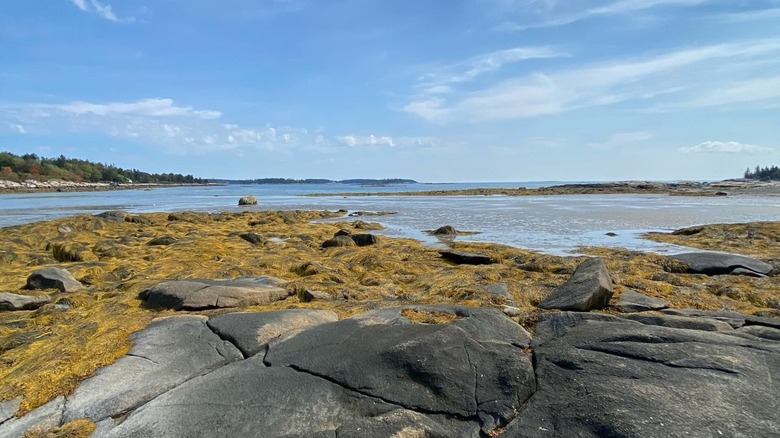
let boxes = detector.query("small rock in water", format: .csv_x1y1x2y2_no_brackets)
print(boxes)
238,196,257,206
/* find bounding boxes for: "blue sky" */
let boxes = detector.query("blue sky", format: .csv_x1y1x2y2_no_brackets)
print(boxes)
1,0,779,182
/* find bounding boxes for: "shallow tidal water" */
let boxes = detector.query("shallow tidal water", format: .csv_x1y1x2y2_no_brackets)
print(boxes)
1,182,779,255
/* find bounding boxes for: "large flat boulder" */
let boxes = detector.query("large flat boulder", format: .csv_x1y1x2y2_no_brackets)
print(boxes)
505,316,780,437
538,258,613,311
138,276,290,310
25,267,83,293
0,292,50,311
63,315,242,423
266,306,535,433
670,252,773,276
101,359,473,438
207,309,339,357
438,250,493,265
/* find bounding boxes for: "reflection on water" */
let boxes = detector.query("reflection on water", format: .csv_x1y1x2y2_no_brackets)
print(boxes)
1,184,778,255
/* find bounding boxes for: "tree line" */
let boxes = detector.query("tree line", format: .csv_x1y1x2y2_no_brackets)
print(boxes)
0,152,207,184
744,165,780,181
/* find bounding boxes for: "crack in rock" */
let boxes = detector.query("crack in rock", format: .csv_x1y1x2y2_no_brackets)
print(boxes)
578,345,742,375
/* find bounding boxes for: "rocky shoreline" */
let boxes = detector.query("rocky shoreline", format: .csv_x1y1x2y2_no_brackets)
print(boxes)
308,179,780,197
0,210,778,437
0,179,221,194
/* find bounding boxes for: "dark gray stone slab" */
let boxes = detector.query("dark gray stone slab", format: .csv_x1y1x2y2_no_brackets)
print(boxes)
208,309,338,357
538,258,613,311
671,252,773,276
506,318,780,437
138,277,290,310
25,267,83,293
614,290,668,313
622,313,734,333
738,325,780,341
266,312,535,434
438,250,493,265
63,315,242,423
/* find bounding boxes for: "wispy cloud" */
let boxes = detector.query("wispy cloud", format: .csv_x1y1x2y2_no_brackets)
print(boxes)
715,7,780,22
417,47,567,90
67,0,134,23
1,98,439,155
680,141,773,154
589,131,656,149
497,0,708,31
403,38,780,122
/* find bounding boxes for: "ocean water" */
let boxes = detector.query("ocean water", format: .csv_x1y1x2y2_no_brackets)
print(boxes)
1,182,779,255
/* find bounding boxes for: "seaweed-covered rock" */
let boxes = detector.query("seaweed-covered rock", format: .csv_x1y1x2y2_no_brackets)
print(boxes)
147,236,177,246
95,210,128,221
321,235,356,248
139,277,289,310
538,258,613,311
25,267,84,293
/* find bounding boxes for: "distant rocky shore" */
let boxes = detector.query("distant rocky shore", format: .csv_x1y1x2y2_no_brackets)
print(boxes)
0,179,220,193
0,210,778,437
309,179,780,197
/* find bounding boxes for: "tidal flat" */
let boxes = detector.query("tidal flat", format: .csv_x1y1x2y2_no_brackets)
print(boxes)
0,209,778,436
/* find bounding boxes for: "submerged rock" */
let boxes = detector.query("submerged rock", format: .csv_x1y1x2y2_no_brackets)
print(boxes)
538,258,613,311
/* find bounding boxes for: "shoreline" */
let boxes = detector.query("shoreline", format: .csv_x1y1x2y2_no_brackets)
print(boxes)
306,179,780,197
0,179,224,194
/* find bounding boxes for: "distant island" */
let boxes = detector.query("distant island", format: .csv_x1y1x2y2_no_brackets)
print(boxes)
0,151,206,184
744,165,780,181
212,178,417,185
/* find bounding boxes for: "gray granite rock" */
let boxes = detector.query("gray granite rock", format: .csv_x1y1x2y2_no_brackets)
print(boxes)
0,396,64,438
505,317,780,437
63,315,242,423
0,396,21,425
622,313,734,333
738,325,780,341
671,252,773,276
207,309,338,357
25,267,83,293
0,292,50,311
138,276,290,310
538,258,613,311
614,290,668,313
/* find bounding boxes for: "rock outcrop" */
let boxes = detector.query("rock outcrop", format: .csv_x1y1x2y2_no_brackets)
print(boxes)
614,290,669,313
0,292,51,311
538,258,613,311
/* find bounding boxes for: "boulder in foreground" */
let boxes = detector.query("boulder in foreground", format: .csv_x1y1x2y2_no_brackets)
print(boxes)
538,257,613,311
25,267,84,293
139,276,289,310
670,252,773,277
614,289,668,313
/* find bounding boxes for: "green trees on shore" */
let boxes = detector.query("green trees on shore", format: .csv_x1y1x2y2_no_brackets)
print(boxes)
0,152,206,184
744,165,780,181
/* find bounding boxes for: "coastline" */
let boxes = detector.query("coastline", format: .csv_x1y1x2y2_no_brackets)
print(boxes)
306,179,780,197
0,179,224,194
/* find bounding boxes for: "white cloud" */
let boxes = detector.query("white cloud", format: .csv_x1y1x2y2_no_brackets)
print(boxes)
9,124,26,134
680,141,773,154
418,47,567,89
67,0,134,22
1,98,440,155
404,39,780,122
717,7,780,22
48,98,222,119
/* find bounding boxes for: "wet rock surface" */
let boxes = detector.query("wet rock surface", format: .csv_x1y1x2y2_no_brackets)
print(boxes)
438,250,493,265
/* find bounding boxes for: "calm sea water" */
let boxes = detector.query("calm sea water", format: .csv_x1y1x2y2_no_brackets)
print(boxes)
2,182,779,255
